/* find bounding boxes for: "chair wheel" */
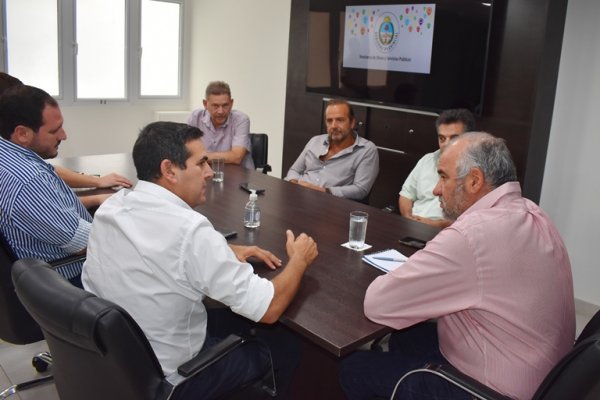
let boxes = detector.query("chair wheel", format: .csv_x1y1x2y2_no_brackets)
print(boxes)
32,356,49,372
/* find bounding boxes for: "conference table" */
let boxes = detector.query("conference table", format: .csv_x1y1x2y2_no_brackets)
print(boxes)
50,153,441,358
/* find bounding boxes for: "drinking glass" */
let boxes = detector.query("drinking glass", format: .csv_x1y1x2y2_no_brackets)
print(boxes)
349,211,368,249
212,158,224,182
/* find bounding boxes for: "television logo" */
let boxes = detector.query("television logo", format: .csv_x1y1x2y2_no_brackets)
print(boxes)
374,12,400,53
343,4,435,74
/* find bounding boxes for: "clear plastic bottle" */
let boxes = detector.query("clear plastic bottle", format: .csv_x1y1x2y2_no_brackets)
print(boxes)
243,191,261,228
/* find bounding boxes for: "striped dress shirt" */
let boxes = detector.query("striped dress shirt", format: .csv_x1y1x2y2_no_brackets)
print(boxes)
0,138,91,279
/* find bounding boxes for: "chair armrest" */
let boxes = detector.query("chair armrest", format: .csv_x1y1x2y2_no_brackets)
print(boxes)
392,363,512,400
48,254,87,270
177,334,245,377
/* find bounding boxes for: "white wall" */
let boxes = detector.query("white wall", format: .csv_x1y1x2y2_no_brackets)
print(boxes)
58,104,156,157
55,0,193,159
540,0,600,306
55,0,292,175
188,0,291,177
54,0,291,172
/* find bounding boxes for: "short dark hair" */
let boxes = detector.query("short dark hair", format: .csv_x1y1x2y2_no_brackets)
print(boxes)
0,72,23,95
133,122,204,182
325,99,355,121
435,108,476,132
205,81,231,98
0,85,58,140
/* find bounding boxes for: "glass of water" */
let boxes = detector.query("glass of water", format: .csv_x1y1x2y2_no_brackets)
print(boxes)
349,211,368,249
212,158,224,182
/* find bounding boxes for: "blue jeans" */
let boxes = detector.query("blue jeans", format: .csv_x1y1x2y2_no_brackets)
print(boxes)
339,322,472,400
171,308,302,400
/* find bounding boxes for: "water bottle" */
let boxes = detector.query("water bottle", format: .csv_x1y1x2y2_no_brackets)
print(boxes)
243,191,261,228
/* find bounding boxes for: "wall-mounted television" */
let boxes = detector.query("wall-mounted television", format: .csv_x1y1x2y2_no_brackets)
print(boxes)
306,0,494,115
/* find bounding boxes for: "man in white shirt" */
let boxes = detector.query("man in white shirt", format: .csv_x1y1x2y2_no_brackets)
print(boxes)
399,109,475,228
82,121,318,399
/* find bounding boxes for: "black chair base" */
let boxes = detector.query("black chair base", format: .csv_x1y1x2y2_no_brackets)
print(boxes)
32,351,52,372
0,349,53,398
0,375,54,399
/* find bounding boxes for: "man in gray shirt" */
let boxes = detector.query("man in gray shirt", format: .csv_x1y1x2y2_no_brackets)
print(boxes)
285,99,379,201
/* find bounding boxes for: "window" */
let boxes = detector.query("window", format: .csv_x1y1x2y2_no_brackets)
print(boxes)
4,0,60,96
140,0,181,97
75,0,126,99
0,0,184,102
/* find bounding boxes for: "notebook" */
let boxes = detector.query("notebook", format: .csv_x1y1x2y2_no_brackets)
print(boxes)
362,249,408,273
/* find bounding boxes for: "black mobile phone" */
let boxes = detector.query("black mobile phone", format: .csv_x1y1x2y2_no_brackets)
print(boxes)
217,229,238,240
239,182,265,194
398,236,426,249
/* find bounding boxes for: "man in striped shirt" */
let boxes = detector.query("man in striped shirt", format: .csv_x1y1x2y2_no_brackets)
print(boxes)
0,72,133,204
0,85,91,287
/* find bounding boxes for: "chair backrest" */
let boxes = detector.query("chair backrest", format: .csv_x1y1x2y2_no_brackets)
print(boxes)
576,309,600,345
532,335,600,399
249,133,272,173
0,234,44,344
532,312,600,399
12,258,168,400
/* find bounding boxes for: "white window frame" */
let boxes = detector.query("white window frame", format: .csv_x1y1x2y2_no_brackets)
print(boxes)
0,0,186,107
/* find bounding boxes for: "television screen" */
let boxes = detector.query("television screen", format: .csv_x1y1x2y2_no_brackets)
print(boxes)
342,4,437,74
306,0,494,115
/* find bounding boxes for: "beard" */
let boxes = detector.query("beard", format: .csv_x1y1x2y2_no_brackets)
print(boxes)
441,183,469,221
328,129,350,144
31,142,59,159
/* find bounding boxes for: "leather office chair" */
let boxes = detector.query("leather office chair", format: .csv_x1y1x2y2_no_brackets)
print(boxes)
390,310,600,399
249,133,272,174
12,258,275,400
0,235,54,398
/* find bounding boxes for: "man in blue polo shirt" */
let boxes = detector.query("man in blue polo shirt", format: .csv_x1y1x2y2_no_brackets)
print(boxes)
0,85,90,286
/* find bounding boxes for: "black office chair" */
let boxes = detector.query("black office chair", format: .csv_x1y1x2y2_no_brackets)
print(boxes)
0,235,56,397
391,310,600,399
249,133,272,174
11,258,275,400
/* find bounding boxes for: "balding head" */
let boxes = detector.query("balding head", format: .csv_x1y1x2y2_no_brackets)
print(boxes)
450,132,517,188
433,132,517,220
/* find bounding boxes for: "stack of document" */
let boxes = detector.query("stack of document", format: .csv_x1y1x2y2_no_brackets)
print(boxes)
362,249,408,273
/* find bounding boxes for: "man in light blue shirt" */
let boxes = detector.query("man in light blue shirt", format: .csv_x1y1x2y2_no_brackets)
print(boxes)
187,81,254,169
285,99,379,201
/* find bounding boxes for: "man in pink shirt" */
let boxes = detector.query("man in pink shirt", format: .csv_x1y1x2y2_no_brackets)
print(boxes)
339,132,575,400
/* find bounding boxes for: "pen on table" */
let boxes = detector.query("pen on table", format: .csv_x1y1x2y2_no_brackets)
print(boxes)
372,256,405,262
